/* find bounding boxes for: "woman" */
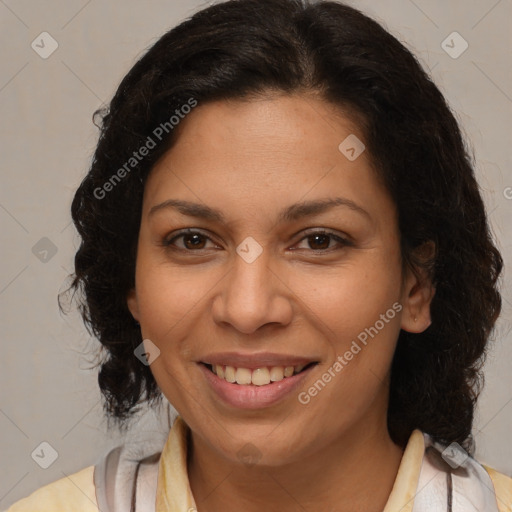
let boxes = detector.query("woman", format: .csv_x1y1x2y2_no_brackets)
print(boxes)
6,0,511,510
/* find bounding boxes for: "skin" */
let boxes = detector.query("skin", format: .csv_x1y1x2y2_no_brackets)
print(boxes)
127,92,435,512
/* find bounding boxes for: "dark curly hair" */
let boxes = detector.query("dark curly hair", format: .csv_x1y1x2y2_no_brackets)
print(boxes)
64,0,503,448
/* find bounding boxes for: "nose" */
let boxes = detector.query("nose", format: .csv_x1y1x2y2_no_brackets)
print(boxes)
211,247,293,335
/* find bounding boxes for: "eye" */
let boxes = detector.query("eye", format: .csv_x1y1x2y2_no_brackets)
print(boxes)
292,230,352,252
162,229,219,251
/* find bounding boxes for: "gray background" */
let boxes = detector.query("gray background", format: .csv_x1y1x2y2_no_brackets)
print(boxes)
1,0,511,508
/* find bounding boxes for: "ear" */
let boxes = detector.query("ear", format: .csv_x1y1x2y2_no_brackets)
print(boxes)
400,241,436,333
127,288,140,322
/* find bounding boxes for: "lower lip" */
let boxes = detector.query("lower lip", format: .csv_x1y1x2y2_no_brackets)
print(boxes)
199,363,316,409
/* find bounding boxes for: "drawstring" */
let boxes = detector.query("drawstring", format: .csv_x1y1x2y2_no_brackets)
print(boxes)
167,402,172,430
130,461,142,512
447,472,453,512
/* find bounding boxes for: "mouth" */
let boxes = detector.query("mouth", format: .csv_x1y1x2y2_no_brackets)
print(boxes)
200,361,318,386
198,358,319,409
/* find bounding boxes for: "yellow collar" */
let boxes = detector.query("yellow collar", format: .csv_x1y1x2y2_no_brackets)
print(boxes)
156,416,425,512
156,416,196,511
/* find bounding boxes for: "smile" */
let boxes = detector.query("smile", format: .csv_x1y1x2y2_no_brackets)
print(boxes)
202,362,317,386
199,359,319,409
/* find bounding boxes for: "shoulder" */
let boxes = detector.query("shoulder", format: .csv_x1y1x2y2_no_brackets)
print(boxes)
416,432,511,512
483,465,512,512
4,466,99,512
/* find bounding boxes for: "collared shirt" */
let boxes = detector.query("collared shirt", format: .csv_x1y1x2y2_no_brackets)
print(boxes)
5,416,512,511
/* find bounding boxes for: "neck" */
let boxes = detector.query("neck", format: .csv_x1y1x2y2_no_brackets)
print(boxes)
187,411,404,512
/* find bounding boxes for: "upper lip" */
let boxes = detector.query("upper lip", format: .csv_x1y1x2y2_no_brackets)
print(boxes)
199,352,319,370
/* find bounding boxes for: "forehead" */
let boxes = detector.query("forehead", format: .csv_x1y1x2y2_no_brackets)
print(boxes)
143,94,395,226
166,93,365,162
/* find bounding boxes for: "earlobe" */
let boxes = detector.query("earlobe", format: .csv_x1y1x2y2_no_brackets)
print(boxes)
400,241,436,334
401,279,435,333
127,288,140,322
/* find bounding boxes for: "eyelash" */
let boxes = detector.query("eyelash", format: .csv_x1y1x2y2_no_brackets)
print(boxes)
161,228,353,254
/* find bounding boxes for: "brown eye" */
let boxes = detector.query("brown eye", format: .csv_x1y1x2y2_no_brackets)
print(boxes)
181,233,207,250
163,230,217,251
293,230,352,252
307,233,331,250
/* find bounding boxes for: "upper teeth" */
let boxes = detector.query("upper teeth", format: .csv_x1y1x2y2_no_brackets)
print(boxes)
211,364,307,386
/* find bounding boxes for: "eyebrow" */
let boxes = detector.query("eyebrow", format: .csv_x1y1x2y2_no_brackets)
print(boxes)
148,197,371,223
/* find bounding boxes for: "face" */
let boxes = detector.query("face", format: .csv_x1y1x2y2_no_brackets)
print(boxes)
127,93,433,466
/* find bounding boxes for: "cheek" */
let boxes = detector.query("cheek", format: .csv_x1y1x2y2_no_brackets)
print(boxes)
134,261,209,407
295,269,401,422
289,258,402,342
135,259,211,339
288,256,402,412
